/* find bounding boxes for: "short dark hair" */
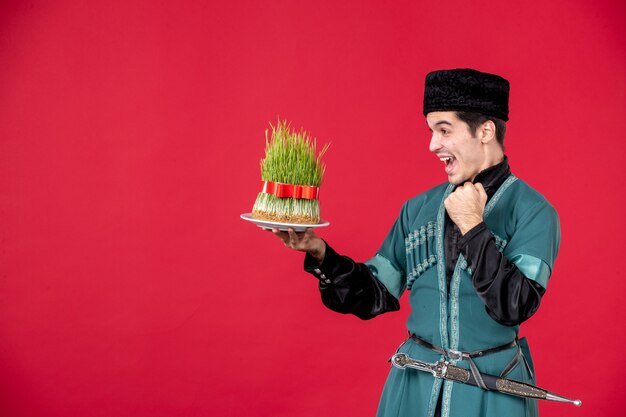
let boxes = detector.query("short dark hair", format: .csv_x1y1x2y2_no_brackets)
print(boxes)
455,111,506,147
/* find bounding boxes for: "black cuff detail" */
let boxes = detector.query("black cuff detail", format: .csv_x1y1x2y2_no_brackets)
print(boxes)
304,241,342,285
457,222,489,253
303,241,400,319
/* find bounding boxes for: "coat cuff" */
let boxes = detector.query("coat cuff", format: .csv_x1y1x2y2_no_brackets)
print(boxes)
456,221,489,252
304,241,342,285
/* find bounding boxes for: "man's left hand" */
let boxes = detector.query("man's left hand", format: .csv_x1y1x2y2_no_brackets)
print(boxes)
444,182,488,235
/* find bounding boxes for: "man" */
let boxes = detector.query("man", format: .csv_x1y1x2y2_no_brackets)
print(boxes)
272,68,560,417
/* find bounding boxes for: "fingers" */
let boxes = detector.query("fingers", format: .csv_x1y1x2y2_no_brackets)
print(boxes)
270,227,311,250
287,228,300,247
456,182,485,198
304,228,317,240
474,182,488,203
287,227,298,239
445,181,487,213
451,182,474,195
448,182,474,201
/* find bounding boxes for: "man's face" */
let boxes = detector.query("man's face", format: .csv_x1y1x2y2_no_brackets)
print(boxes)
426,111,488,185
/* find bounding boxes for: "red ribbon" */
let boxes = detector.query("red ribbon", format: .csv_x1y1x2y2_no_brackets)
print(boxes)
260,180,320,200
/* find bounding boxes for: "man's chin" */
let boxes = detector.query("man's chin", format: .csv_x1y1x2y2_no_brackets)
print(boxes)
447,174,467,186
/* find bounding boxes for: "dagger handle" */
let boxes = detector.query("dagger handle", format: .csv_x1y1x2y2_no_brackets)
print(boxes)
391,353,438,377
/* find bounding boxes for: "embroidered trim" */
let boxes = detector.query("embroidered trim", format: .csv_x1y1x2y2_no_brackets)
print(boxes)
407,255,437,289
493,233,508,253
425,183,455,417
437,184,455,351
405,221,438,289
442,380,454,417
441,174,517,417
450,256,464,353
405,222,437,252
484,174,518,217
458,256,472,274
427,378,443,417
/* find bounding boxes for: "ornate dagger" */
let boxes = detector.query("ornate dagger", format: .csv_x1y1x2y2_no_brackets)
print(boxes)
391,353,581,407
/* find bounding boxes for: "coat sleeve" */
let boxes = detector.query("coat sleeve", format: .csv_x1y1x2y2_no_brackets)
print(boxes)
304,244,400,320
303,203,410,320
458,201,560,326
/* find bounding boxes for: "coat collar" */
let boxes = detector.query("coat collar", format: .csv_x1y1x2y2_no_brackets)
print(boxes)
471,156,511,199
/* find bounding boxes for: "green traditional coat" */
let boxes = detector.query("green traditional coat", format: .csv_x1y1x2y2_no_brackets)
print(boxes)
365,175,560,417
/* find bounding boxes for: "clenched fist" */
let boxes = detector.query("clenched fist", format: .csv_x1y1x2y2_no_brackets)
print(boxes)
444,182,488,235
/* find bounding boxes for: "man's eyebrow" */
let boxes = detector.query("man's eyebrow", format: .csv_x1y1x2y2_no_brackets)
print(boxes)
426,120,453,128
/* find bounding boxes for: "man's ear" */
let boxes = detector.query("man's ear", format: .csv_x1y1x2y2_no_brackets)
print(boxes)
479,120,496,144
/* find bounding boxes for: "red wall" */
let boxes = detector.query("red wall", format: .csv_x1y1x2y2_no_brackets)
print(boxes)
1,1,624,416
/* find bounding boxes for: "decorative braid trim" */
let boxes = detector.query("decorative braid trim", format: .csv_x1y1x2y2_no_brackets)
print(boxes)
407,255,438,290
484,175,518,217
405,222,437,252
493,233,508,252
437,184,455,350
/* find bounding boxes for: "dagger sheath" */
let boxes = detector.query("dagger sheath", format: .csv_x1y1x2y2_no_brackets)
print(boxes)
391,353,581,407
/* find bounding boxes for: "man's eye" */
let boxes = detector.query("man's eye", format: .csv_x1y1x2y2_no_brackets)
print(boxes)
441,129,449,135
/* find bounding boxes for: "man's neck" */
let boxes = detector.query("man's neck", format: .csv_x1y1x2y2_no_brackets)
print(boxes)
473,156,511,198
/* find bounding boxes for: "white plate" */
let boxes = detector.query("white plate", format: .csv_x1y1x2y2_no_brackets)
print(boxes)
240,213,330,232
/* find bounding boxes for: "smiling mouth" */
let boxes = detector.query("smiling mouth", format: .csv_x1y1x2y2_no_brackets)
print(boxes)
439,156,456,174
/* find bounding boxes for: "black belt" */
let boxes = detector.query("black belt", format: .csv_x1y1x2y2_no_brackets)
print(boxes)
410,334,517,360
408,334,524,390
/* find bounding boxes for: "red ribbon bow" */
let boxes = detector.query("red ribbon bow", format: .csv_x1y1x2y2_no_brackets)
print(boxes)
260,180,320,200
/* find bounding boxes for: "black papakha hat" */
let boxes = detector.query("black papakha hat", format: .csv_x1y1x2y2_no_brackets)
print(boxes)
423,68,510,121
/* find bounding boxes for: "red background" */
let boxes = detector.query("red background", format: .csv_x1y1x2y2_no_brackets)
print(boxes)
1,1,624,416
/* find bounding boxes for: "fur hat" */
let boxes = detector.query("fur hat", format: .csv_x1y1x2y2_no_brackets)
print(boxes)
423,68,510,121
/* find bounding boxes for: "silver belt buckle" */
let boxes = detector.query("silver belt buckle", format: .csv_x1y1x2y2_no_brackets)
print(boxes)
445,348,464,361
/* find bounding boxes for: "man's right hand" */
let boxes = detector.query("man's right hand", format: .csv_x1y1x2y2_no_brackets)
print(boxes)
270,228,326,264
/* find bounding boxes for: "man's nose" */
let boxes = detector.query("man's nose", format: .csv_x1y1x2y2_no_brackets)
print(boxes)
429,134,441,153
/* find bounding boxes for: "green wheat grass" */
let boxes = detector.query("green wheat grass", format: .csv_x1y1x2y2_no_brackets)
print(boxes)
252,119,329,223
